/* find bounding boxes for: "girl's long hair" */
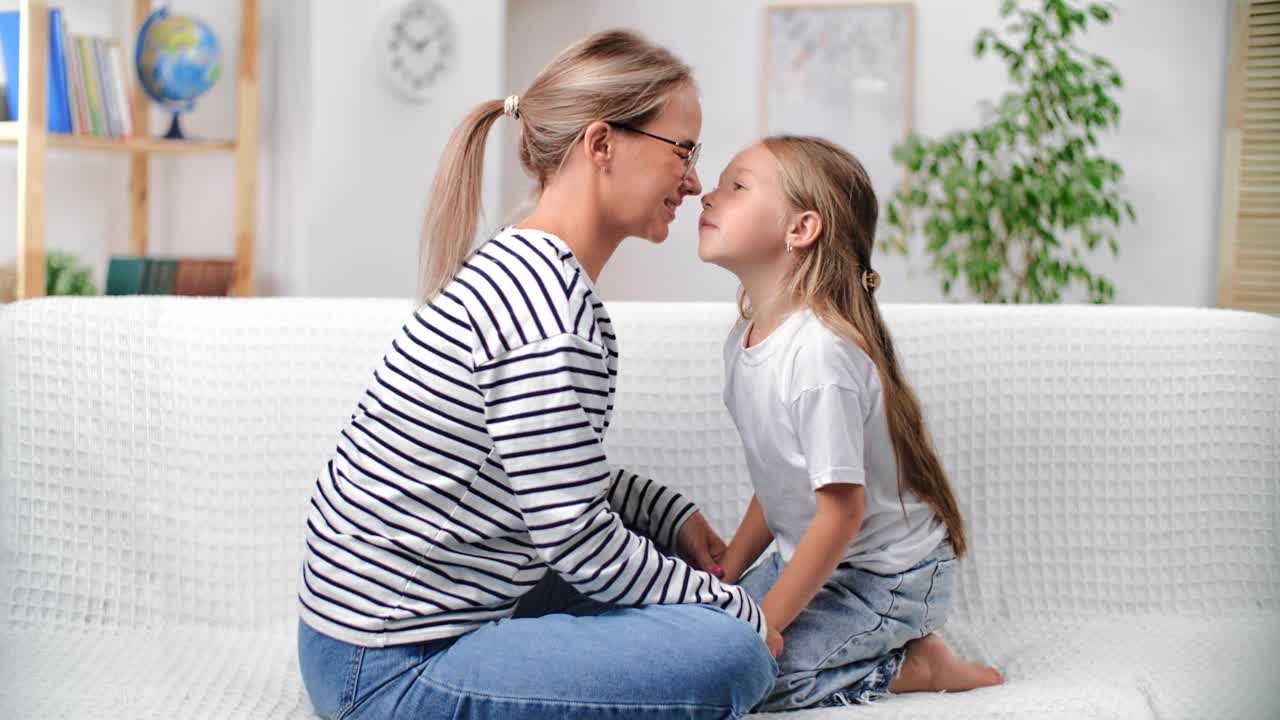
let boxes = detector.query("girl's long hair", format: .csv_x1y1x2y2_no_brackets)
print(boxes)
743,135,968,557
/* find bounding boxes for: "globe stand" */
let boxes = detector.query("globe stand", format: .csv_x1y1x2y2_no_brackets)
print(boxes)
163,113,187,141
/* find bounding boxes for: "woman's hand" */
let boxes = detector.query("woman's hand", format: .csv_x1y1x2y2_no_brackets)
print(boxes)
676,512,727,577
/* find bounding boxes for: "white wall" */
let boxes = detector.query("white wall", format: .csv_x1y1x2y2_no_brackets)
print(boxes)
504,0,1231,307
1,0,507,299
279,0,506,298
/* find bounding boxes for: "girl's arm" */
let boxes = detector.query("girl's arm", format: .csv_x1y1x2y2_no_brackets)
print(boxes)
759,483,865,633
719,494,774,583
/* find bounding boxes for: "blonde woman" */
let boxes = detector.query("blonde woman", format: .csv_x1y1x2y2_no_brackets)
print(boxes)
699,136,1004,711
296,31,777,720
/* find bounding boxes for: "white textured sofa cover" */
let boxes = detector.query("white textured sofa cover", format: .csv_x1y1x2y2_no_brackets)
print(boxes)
1,297,1278,720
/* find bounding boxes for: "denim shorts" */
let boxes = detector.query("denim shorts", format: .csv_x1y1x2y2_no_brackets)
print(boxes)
737,538,957,712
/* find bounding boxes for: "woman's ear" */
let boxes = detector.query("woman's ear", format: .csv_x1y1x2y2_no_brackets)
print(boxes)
581,120,615,170
785,210,823,251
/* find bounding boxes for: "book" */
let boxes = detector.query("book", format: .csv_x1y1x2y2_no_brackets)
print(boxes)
173,260,235,297
107,258,235,297
105,257,146,295
61,18,82,135
0,34,10,122
47,8,71,133
76,35,101,137
142,258,177,294
0,13,18,127
69,36,88,134
107,40,132,138
107,257,174,295
0,8,73,133
92,37,117,138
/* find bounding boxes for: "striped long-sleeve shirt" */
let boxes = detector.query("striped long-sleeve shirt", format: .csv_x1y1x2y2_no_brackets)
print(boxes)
298,227,767,647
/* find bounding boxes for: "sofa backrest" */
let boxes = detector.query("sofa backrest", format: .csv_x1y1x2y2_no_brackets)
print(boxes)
2,297,1277,631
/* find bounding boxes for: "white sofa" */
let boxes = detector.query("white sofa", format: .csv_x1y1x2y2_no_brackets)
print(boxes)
1,297,1277,720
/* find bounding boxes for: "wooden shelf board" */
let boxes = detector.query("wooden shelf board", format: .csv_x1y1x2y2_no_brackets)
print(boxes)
0,123,235,154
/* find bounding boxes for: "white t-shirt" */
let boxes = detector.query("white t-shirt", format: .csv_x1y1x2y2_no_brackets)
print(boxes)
723,308,946,575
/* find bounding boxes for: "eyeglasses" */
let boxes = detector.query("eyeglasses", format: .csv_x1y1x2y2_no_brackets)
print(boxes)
606,121,701,179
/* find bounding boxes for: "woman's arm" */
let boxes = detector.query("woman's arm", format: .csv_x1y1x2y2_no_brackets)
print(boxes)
606,469,699,554
719,495,774,583
476,334,769,642
608,470,729,574
759,483,864,633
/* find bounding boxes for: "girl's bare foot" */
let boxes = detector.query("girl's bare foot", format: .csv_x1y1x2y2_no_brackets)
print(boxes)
888,634,1004,694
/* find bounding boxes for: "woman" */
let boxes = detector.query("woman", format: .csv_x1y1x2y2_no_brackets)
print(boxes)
296,30,778,720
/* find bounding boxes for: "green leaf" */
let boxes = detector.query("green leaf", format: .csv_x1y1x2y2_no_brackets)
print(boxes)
941,254,960,279
908,150,924,173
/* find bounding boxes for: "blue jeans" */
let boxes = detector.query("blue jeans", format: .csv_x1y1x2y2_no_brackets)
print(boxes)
737,539,957,712
297,572,777,720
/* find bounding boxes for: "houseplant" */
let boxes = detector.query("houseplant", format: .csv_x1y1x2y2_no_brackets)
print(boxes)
883,0,1134,304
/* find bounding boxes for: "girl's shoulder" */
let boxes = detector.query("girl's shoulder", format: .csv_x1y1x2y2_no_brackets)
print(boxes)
721,317,751,363
783,313,880,402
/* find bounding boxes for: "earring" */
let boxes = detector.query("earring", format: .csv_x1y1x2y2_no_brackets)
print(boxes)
786,240,793,254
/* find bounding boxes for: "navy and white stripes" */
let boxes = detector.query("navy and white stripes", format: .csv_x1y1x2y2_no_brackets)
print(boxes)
299,228,766,647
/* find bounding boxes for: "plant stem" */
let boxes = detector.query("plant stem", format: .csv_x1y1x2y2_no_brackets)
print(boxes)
1011,243,1036,303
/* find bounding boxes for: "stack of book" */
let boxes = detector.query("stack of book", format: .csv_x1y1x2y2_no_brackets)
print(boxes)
106,258,236,297
0,7,136,137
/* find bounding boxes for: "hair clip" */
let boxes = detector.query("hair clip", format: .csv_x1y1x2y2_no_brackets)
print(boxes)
862,269,880,294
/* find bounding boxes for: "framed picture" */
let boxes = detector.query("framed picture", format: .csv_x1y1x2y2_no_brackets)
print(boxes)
761,2,915,210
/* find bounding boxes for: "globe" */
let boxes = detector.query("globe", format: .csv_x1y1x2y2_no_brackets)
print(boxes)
135,7,222,140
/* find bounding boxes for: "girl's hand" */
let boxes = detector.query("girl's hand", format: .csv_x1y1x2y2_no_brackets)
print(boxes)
766,626,784,659
676,512,727,576
718,562,742,585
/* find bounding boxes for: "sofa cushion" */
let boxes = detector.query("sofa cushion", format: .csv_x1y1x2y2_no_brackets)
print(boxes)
3,615,1277,718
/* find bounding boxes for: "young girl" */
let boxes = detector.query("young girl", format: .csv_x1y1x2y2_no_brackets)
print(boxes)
699,136,1004,711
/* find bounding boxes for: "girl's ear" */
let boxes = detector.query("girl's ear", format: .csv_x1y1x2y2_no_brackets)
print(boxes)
785,210,823,251
581,120,615,170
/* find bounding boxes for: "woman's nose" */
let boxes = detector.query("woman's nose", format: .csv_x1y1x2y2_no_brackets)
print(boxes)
682,168,703,196
701,192,713,210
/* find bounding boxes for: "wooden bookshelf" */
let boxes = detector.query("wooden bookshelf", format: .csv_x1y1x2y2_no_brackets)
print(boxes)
5,0,258,300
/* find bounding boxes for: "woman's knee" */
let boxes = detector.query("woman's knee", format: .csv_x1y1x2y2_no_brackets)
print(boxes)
664,605,778,712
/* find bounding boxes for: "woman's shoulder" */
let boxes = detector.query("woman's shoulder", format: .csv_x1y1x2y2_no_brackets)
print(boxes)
474,227,575,282
437,227,603,356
